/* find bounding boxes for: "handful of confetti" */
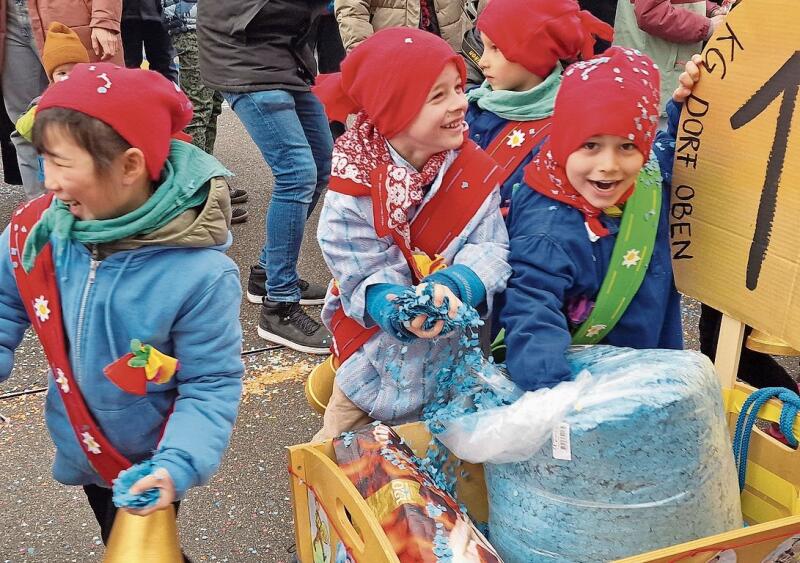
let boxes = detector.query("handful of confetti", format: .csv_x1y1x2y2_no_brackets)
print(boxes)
112,460,161,509
388,283,475,335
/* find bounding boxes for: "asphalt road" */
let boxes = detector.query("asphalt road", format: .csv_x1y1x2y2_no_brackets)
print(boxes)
0,107,795,562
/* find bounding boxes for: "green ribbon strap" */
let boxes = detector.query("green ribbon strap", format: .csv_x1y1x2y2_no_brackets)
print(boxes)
571,159,663,344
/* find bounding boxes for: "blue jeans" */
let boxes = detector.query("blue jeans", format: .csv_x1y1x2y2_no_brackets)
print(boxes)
223,89,333,302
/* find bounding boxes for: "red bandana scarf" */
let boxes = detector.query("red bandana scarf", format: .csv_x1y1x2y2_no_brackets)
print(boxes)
524,139,633,238
331,111,448,254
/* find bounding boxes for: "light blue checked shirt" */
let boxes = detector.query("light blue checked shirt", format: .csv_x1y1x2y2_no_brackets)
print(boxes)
318,145,511,423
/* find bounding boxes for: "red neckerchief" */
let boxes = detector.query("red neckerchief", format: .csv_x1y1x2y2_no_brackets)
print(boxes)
523,139,633,238
331,111,448,257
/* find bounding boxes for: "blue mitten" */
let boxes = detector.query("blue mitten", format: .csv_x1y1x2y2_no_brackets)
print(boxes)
422,264,486,308
365,283,413,342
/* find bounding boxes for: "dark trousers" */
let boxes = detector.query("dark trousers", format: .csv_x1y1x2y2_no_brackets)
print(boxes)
121,19,179,83
308,14,346,140
699,304,798,391
83,484,189,561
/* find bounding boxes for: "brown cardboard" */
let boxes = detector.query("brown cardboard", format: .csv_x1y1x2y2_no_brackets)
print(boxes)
670,0,800,347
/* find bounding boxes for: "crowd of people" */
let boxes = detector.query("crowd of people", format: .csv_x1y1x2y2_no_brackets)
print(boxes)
1,0,795,558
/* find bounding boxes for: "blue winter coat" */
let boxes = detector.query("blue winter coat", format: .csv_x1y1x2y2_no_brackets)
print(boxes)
0,184,243,497
498,154,683,391
466,102,549,212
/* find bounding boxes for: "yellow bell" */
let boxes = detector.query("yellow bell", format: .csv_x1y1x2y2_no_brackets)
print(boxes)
745,329,800,356
305,355,339,415
104,505,183,562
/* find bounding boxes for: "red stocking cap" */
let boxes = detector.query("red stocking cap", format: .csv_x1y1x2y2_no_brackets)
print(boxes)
478,0,613,78
37,63,193,180
312,28,466,139
523,48,660,238
551,46,661,164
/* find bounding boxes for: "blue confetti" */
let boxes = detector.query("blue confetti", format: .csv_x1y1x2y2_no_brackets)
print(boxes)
112,460,161,509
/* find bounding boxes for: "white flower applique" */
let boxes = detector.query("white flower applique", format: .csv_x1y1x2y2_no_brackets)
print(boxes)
622,249,642,268
506,129,526,148
54,368,69,393
33,296,51,322
81,432,102,454
585,324,607,338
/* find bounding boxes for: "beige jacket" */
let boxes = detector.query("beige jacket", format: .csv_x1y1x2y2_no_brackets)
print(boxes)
335,0,469,52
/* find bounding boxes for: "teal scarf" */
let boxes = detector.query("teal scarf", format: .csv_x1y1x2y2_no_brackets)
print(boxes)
22,140,232,272
466,64,562,121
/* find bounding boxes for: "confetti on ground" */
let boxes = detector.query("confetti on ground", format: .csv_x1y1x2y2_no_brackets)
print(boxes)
242,362,312,400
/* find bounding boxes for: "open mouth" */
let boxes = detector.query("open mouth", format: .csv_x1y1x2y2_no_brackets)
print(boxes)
588,180,621,192
442,118,467,132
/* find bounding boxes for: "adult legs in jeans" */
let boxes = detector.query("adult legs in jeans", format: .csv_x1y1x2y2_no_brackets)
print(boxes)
223,89,332,302
2,0,48,198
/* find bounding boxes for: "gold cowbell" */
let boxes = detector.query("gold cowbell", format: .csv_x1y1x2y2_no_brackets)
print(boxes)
104,505,183,562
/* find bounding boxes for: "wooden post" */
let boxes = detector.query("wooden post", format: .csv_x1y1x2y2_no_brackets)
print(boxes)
714,313,746,390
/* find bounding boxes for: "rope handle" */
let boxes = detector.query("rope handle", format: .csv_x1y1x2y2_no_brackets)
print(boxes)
732,387,800,491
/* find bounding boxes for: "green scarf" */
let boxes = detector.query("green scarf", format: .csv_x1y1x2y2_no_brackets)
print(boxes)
466,64,562,121
22,140,232,272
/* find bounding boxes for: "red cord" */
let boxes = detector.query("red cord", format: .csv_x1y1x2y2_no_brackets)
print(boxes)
666,526,800,562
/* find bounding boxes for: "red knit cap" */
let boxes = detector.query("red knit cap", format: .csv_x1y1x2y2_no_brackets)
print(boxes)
37,63,193,180
478,0,613,78
550,47,661,165
313,28,466,138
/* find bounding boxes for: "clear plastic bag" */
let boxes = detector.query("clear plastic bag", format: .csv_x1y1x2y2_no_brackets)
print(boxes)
440,346,743,562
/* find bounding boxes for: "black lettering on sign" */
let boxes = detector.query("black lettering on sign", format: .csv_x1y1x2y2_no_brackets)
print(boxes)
671,185,695,259
704,23,744,80
730,51,800,290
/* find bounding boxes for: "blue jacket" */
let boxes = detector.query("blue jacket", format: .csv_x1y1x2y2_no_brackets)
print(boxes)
466,102,548,212
0,181,243,497
498,154,683,391
161,0,196,34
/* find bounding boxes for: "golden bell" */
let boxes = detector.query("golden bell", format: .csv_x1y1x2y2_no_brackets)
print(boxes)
104,505,183,562
305,355,338,415
745,329,800,356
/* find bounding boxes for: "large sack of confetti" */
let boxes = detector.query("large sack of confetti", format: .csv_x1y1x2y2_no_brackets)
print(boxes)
446,346,743,562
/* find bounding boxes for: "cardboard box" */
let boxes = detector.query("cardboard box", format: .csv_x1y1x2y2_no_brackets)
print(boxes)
670,0,800,347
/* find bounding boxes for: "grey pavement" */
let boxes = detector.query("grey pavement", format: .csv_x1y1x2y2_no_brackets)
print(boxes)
0,107,795,563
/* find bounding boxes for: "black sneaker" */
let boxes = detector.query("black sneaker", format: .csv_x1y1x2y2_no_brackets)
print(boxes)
229,187,249,204
258,300,332,354
246,265,327,306
231,207,248,224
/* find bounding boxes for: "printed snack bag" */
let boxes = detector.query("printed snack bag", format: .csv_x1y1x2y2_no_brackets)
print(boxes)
333,423,502,563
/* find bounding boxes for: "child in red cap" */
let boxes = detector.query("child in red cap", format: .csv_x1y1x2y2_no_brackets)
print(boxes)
498,47,683,391
0,63,243,550
312,28,511,439
466,0,613,215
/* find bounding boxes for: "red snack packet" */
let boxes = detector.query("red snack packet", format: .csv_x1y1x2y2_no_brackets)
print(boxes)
333,423,502,562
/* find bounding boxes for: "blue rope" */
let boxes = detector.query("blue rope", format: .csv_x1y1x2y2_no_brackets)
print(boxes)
732,387,800,491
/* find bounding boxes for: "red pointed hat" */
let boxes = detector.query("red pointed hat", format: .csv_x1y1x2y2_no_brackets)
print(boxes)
477,0,613,78
312,27,466,138
37,63,193,180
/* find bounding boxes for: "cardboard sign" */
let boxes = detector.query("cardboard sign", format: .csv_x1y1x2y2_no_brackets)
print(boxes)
670,0,800,347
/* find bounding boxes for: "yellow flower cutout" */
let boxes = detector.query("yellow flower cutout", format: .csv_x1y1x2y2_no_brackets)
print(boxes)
33,296,50,322
621,248,642,269
585,324,607,338
506,129,526,148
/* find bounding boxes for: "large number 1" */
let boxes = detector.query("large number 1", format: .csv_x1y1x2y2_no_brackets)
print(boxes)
730,51,799,290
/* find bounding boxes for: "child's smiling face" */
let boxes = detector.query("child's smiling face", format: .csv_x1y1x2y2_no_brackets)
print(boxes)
388,62,467,169
40,126,151,221
478,32,544,92
565,135,645,209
